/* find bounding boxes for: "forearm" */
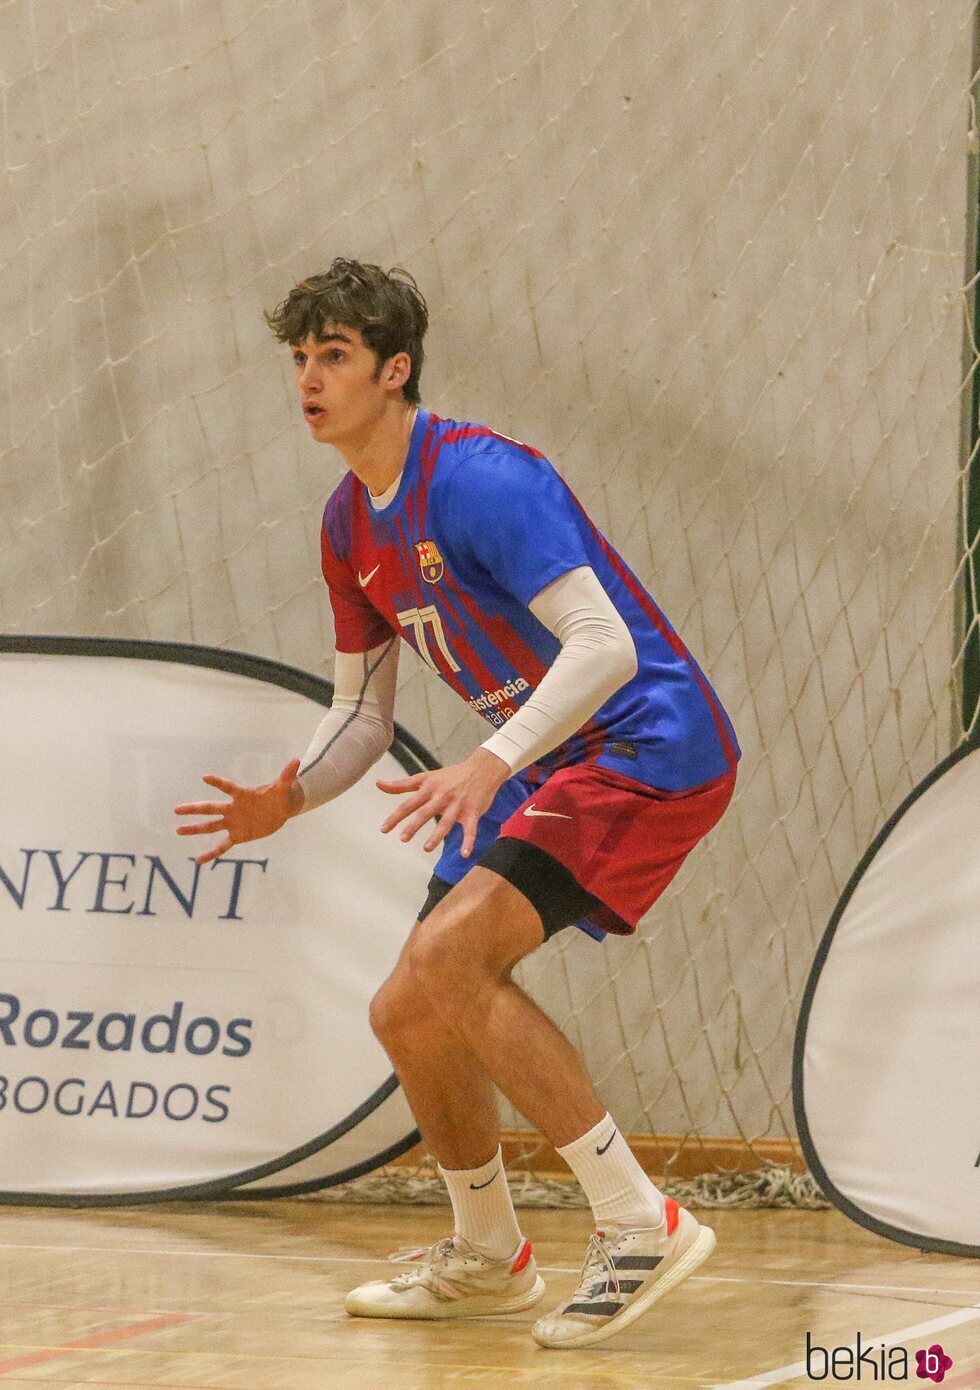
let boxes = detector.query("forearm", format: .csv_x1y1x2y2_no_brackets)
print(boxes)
296,639,398,812
480,567,637,775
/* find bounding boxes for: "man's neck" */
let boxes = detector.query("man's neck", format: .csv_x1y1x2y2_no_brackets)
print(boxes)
338,402,419,497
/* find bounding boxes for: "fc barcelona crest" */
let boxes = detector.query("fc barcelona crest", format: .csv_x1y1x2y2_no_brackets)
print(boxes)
416,538,444,584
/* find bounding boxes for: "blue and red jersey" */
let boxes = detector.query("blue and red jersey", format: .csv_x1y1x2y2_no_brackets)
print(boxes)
320,409,739,793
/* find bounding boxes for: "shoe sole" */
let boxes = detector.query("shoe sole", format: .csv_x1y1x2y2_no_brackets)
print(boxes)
531,1224,716,1349
346,1274,546,1320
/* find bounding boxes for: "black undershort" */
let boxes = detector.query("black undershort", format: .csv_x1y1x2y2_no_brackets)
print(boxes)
416,837,606,940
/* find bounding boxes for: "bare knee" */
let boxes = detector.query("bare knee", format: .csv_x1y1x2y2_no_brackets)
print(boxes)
369,904,497,1050
411,867,542,988
387,870,542,1028
368,971,418,1049
403,904,507,1020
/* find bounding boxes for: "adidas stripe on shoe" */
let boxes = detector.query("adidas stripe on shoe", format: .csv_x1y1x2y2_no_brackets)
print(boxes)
531,1198,715,1349
345,1235,545,1320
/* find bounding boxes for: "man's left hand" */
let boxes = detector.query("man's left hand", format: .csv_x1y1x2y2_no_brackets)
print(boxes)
377,748,511,858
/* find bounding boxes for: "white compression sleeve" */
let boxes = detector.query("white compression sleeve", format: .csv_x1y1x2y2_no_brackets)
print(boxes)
295,639,399,812
480,565,638,775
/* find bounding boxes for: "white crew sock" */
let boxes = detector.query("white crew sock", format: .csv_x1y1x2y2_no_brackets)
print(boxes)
557,1113,665,1230
437,1147,524,1261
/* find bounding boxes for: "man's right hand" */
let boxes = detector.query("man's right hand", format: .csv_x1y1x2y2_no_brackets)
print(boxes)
174,758,303,865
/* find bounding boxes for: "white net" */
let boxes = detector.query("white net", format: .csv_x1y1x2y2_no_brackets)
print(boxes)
1,0,977,1178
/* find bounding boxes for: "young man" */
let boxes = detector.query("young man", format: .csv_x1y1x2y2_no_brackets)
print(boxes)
175,258,738,1349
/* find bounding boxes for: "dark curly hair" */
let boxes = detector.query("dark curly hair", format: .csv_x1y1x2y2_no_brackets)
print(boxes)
265,258,429,403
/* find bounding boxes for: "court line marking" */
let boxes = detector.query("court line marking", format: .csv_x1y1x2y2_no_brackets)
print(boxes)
0,1337,707,1383
0,1383,244,1390
710,1305,980,1389
0,1300,199,1317
2,1240,980,1303
3,1283,977,1387
706,1273,980,1301
0,1312,199,1378
0,1241,390,1265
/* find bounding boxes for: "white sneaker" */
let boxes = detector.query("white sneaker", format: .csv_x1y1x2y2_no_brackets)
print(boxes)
531,1198,715,1349
345,1236,545,1320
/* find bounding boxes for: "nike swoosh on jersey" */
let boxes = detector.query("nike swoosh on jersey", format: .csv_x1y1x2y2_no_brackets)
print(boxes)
522,804,573,820
358,564,380,588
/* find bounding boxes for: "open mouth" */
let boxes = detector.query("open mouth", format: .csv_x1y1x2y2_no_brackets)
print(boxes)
303,403,325,420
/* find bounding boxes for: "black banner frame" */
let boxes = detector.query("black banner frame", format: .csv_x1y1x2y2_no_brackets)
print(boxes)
0,634,434,1206
792,734,980,1259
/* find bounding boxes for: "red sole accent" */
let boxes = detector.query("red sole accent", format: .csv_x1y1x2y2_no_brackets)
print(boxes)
510,1240,533,1274
665,1197,680,1235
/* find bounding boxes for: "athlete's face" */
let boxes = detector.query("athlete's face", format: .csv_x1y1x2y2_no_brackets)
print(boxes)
292,326,408,445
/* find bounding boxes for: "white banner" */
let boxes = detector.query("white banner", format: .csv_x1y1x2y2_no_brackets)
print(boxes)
794,741,980,1257
0,638,432,1202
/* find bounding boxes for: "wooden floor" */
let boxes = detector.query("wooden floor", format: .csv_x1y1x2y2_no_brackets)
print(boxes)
2,1200,979,1388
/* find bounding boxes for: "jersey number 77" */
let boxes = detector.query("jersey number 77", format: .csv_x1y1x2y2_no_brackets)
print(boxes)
396,604,461,673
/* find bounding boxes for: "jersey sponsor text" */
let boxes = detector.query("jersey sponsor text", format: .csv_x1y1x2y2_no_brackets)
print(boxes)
468,677,531,714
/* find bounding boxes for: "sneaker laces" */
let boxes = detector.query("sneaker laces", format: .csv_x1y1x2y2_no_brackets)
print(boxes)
388,1239,453,1265
573,1233,620,1302
387,1238,471,1295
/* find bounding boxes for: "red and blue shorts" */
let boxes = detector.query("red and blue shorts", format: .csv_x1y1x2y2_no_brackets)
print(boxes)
423,762,736,941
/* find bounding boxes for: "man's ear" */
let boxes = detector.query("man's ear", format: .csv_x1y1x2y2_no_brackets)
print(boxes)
385,351,411,392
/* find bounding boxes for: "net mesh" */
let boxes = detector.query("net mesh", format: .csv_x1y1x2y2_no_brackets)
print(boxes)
307,1159,831,1213
1,0,978,1197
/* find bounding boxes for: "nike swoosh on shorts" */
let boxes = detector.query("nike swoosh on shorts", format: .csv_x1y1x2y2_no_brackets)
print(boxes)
523,804,573,820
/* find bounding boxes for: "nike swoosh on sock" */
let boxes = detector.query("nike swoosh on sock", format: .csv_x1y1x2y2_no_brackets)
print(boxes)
596,1129,618,1155
470,1171,500,1191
